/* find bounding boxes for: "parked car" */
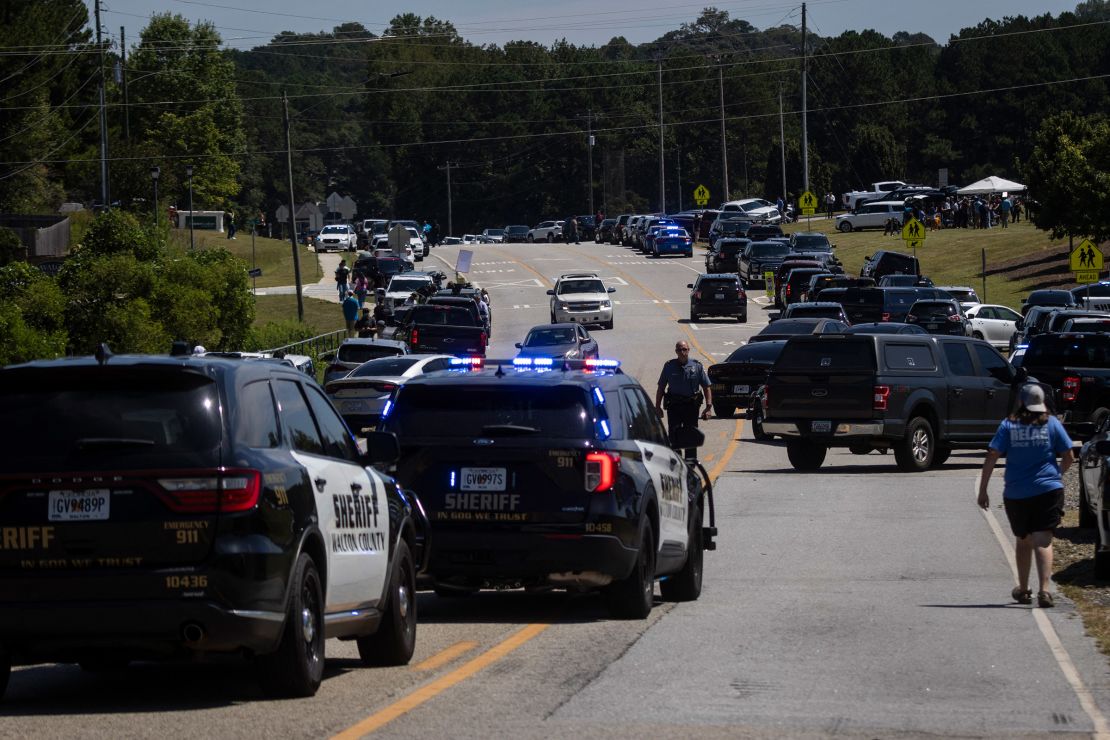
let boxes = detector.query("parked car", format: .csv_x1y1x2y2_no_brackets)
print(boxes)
860,250,921,280
595,218,617,243
749,317,848,343
936,285,981,308
905,299,971,336
707,340,787,418
503,225,530,243
964,304,1023,349
527,221,563,243
325,354,456,431
480,228,505,243
314,224,357,252
650,226,694,257
1076,422,1110,577
835,200,904,232
779,301,851,324
1021,288,1077,316
780,267,829,306
721,198,782,224
843,322,927,335
322,338,409,385
706,237,750,274
789,232,833,253
707,215,754,246
688,273,747,322
747,224,786,241
514,323,599,360
738,239,793,288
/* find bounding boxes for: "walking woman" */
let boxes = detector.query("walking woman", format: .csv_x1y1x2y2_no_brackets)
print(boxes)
978,384,1073,607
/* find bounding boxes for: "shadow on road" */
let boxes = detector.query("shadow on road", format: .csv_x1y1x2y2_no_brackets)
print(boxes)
413,588,634,626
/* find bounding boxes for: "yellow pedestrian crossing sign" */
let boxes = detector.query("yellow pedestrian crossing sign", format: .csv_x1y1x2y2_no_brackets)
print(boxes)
1070,239,1103,272
799,190,818,215
693,184,710,206
901,217,926,250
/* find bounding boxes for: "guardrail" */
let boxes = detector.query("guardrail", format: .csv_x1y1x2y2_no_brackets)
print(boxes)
263,329,347,360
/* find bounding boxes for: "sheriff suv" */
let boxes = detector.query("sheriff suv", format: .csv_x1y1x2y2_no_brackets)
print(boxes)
379,357,715,618
0,349,428,700
548,272,617,329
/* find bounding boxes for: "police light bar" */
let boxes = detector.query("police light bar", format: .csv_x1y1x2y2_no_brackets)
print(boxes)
512,357,555,367
584,358,620,369
449,357,484,367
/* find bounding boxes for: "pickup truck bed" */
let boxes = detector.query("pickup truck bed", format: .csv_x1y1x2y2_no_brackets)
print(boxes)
394,304,488,357
1022,333,1110,436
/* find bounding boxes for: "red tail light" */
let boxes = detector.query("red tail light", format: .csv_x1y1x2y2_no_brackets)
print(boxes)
411,327,419,346
585,452,620,492
694,291,702,299
881,312,891,322
1063,376,1080,403
155,469,261,513
479,331,488,349
786,284,792,296
873,385,891,411
947,314,963,322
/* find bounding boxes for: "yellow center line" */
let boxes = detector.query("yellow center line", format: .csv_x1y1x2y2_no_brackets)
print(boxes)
707,419,743,484
331,624,550,739
409,640,479,672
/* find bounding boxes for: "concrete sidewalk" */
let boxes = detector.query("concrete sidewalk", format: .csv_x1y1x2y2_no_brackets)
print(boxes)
253,251,346,303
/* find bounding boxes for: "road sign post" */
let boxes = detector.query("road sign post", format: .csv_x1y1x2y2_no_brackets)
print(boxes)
798,190,817,225
901,217,926,259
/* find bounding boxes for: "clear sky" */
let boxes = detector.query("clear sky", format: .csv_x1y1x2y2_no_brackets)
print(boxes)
93,0,1082,51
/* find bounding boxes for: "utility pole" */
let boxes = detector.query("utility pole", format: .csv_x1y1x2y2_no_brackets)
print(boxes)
676,136,682,212
778,81,787,205
282,91,304,322
718,59,729,202
657,57,666,214
437,161,453,237
120,26,129,141
94,0,109,208
586,109,595,218
801,2,809,194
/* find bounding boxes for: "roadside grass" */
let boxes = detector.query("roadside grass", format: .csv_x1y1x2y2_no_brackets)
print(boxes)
783,218,1075,311
252,295,346,334
1053,466,1110,658
167,229,325,288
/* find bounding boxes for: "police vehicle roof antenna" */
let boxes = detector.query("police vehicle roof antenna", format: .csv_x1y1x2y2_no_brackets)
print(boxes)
95,342,113,365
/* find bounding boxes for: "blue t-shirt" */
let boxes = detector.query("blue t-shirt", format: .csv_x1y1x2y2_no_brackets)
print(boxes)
989,416,1072,499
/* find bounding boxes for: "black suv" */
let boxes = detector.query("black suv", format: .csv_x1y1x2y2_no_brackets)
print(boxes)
738,239,793,288
705,237,750,274
860,250,921,281
905,299,970,336
689,273,747,322
379,358,715,619
762,334,1025,472
0,350,427,699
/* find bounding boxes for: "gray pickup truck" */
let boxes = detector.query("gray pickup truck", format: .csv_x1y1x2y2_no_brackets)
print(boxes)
762,333,1026,472
393,304,488,358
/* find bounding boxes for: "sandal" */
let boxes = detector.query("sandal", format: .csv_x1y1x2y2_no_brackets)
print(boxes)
1037,591,1055,608
1011,587,1033,605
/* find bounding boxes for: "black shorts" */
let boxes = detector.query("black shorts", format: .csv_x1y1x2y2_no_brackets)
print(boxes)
1003,489,1065,538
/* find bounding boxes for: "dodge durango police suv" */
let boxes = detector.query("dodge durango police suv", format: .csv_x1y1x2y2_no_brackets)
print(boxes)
379,357,714,619
0,349,427,700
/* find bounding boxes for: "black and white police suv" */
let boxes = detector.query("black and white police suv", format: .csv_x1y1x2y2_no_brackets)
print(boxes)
0,348,427,700
379,357,716,619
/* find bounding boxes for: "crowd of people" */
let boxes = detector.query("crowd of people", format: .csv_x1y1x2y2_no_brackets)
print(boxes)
883,194,1027,235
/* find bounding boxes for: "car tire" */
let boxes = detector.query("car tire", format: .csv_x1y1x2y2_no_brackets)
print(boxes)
357,540,416,666
660,503,703,602
786,440,827,471
255,553,325,698
713,401,734,418
1079,474,1097,528
527,235,534,243
750,402,770,441
973,331,984,340
837,221,853,233
547,233,554,243
737,313,747,323
606,518,655,619
604,318,614,330
690,309,698,321
894,416,935,472
931,444,952,468
1096,547,1110,581
550,310,556,324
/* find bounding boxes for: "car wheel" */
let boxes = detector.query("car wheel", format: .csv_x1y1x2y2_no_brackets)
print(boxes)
737,313,747,323
547,233,554,243
894,416,934,472
527,235,534,243
786,440,827,471
606,518,655,619
837,221,853,233
357,540,416,666
255,553,325,697
712,401,733,418
1096,547,1110,581
750,403,770,441
973,331,984,340
660,502,702,602
604,318,614,330
931,444,952,468
1079,473,1097,528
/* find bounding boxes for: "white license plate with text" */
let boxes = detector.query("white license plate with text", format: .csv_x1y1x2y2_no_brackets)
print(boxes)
733,384,750,394
48,490,110,521
461,468,507,491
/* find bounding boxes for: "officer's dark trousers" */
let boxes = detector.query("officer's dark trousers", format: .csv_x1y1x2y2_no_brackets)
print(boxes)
667,398,700,460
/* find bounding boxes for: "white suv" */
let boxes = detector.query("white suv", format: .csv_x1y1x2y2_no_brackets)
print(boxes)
528,220,564,243
835,200,904,232
547,272,616,329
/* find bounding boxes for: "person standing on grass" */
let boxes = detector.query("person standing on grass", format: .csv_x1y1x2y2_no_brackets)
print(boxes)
342,290,361,338
978,384,1073,608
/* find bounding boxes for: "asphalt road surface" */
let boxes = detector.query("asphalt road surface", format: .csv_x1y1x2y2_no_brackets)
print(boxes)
6,240,1110,738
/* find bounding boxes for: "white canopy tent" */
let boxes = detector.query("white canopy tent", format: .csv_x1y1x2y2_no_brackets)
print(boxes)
957,175,1027,195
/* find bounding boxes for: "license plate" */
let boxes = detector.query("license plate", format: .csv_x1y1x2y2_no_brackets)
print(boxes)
48,489,110,521
926,323,939,329
733,384,750,394
461,467,507,491
341,399,369,412
811,421,832,433
715,293,725,300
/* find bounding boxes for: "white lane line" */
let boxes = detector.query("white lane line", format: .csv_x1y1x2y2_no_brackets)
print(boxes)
976,476,1110,737
511,304,532,309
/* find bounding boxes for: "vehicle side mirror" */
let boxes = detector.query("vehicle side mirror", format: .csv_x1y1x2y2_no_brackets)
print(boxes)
362,431,400,465
514,342,522,348
546,289,555,295
671,426,705,450
687,283,694,289
1096,439,1110,455
607,287,616,293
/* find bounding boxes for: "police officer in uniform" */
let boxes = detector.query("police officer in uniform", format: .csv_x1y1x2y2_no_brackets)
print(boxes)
655,340,713,458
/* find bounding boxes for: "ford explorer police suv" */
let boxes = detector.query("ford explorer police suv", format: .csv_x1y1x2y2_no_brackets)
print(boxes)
379,357,715,619
0,349,427,700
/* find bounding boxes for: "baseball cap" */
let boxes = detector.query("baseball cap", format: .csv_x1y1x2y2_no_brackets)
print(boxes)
1020,384,1047,413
